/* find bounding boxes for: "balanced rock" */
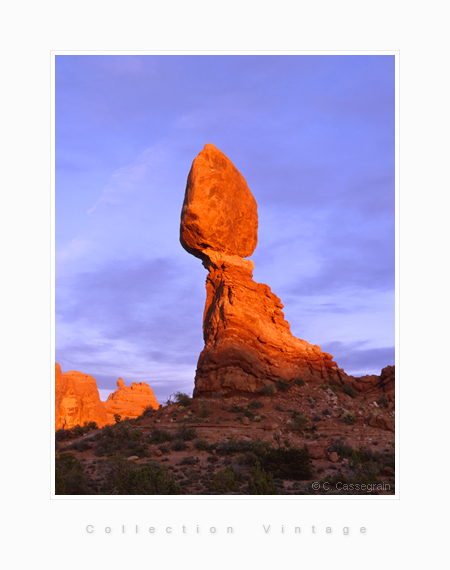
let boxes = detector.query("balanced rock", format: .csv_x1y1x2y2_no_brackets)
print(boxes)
104,378,159,422
180,143,258,261
55,363,108,430
181,144,347,396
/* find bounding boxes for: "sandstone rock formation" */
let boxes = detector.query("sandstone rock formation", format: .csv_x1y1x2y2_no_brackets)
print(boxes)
180,143,258,261
180,144,348,396
55,363,109,430
55,365,160,430
350,365,395,402
104,378,159,422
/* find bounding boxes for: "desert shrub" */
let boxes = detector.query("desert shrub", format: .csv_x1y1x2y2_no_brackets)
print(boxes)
101,457,181,495
330,440,354,459
198,398,212,418
175,425,197,441
312,413,322,422
140,405,155,418
320,384,338,394
340,411,356,425
249,462,277,495
243,409,255,419
67,439,94,452
293,377,306,387
322,466,382,491
147,429,173,445
261,448,312,481
157,443,170,454
275,405,285,412
173,392,192,407
210,466,240,493
55,453,95,495
342,384,357,399
228,405,244,413
276,379,290,393
252,415,261,422
171,439,187,451
114,414,122,424
55,429,69,442
194,439,210,451
291,411,308,431
248,401,264,410
94,423,148,458
215,438,249,456
179,456,198,466
261,384,275,397
55,421,98,442
322,408,331,416
377,394,389,408
207,454,219,463
330,441,394,472
101,424,115,438
71,425,88,437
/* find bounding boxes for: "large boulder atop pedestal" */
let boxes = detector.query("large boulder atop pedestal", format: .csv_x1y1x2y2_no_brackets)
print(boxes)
180,143,258,261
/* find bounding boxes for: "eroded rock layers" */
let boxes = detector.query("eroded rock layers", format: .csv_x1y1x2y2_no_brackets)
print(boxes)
180,144,348,396
104,377,159,422
55,363,108,430
55,364,159,430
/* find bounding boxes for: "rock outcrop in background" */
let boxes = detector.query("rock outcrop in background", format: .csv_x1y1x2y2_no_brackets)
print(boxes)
104,377,159,423
350,365,395,402
55,363,108,429
55,364,159,430
180,144,349,396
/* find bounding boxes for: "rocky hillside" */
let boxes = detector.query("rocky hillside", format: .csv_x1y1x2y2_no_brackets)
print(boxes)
55,374,395,495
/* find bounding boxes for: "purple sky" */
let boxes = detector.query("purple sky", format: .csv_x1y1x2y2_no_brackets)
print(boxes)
55,55,395,403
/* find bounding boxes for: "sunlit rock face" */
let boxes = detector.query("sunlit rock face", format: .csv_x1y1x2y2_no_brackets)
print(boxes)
55,363,109,429
181,144,347,396
55,366,160,430
104,378,159,421
180,143,258,261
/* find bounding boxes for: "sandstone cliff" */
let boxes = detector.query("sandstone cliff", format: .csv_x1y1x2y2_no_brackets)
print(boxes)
55,363,109,429
55,364,159,430
180,144,348,396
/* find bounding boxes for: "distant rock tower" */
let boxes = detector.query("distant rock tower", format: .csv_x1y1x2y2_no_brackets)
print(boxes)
180,144,347,396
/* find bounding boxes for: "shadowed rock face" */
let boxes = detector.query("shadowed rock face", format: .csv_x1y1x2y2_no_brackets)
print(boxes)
350,365,395,401
181,144,348,396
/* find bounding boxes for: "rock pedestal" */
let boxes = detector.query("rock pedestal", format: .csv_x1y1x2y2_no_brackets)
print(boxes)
180,144,347,396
